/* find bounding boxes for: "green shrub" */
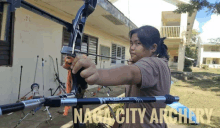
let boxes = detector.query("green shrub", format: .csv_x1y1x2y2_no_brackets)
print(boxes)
183,67,192,72
212,76,220,81
184,59,192,68
201,65,209,70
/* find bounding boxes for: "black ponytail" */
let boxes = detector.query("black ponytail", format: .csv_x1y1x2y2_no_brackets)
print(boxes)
156,37,169,61
129,25,169,61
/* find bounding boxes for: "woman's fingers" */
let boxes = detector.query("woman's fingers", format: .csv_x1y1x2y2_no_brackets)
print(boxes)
72,54,87,67
62,54,99,85
72,55,94,74
85,72,99,85
62,54,87,70
80,66,97,78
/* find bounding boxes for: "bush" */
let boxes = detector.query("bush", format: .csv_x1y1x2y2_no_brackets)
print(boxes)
201,65,209,70
212,76,220,81
184,59,193,68
183,67,192,72
183,59,192,72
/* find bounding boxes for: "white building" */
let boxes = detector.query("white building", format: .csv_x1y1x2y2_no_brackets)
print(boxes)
197,41,220,68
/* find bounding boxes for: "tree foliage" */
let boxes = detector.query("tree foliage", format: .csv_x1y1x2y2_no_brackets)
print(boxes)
185,29,199,61
191,29,201,43
185,45,198,59
207,37,220,45
173,0,220,16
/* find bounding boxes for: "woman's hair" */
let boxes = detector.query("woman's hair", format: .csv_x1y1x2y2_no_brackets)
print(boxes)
129,25,169,60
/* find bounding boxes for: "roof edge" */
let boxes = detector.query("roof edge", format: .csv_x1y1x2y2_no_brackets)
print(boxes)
97,0,138,30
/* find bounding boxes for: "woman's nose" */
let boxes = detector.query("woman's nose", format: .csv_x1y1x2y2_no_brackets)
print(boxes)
130,45,136,50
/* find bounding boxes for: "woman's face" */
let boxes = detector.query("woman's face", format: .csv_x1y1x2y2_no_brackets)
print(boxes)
129,33,157,63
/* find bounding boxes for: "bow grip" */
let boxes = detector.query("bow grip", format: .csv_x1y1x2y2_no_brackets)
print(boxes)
73,68,88,91
63,56,88,91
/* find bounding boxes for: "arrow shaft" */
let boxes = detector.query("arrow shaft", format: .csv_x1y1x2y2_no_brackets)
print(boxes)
75,51,130,62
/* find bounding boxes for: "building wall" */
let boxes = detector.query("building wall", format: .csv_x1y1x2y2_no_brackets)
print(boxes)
202,58,220,68
203,58,220,65
203,45,220,52
0,7,130,105
203,52,220,58
197,44,220,68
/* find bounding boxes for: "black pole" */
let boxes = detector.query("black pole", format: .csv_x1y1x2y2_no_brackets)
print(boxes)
42,58,45,97
33,55,39,83
17,65,23,102
56,58,59,78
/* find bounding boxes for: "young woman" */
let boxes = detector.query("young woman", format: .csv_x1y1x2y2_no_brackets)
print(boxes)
64,25,171,128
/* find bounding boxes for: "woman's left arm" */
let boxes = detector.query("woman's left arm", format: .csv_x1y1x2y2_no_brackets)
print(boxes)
96,65,142,86
70,55,142,86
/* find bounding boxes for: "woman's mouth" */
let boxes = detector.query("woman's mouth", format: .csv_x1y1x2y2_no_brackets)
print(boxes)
131,53,135,57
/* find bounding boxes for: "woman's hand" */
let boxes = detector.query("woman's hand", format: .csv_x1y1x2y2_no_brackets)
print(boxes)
63,55,100,85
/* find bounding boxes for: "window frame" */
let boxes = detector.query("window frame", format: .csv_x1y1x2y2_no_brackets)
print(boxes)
0,5,15,67
111,43,126,65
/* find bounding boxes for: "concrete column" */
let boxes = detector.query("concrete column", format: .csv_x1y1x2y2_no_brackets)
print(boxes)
180,13,187,39
177,42,185,71
199,45,204,67
177,13,188,71
168,53,172,67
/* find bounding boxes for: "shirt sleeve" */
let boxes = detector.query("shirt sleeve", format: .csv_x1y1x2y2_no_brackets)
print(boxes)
134,57,159,89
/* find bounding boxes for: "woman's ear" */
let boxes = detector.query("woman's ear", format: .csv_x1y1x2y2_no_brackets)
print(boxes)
151,43,157,53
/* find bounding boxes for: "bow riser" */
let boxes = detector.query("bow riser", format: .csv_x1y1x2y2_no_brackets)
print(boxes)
60,1,98,127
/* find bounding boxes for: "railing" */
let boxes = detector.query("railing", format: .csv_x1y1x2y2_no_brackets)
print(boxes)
202,64,220,68
161,26,181,38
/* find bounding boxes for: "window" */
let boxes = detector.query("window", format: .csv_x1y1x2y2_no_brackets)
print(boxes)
207,60,210,64
61,27,98,65
0,4,15,66
111,43,125,64
100,45,110,61
213,58,218,64
173,56,178,63
203,58,206,64
210,46,220,52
